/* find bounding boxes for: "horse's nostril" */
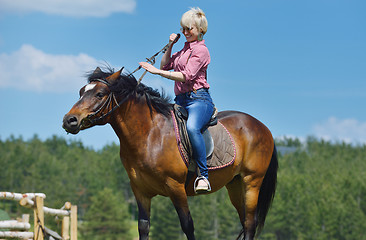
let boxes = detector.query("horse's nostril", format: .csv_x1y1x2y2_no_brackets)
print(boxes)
68,116,78,126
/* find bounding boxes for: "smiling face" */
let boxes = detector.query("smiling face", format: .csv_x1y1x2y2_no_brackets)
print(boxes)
181,25,200,42
180,7,208,42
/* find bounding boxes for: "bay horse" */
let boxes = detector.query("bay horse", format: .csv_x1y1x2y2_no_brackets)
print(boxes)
62,67,278,240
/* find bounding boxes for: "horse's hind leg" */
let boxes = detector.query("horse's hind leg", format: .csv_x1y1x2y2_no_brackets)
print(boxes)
243,177,262,240
226,174,261,240
170,187,195,240
226,175,246,228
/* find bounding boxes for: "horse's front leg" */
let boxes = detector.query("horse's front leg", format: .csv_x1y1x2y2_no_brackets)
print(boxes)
136,197,151,240
132,184,152,240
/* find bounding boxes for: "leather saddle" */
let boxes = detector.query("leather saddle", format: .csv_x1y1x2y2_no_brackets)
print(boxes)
172,104,218,172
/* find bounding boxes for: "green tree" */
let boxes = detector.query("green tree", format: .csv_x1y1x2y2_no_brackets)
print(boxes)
0,209,10,221
2,135,366,239
150,196,183,240
262,138,366,240
216,189,241,240
189,193,220,240
81,187,132,240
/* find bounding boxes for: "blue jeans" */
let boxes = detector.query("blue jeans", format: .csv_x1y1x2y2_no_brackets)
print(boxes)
175,88,214,179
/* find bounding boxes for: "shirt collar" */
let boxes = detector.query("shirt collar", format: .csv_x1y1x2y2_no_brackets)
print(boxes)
184,40,205,49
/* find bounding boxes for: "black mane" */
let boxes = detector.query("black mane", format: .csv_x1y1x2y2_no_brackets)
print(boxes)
87,67,172,117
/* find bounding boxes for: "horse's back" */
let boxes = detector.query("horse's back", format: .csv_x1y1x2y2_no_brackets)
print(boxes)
217,110,274,175
218,110,273,140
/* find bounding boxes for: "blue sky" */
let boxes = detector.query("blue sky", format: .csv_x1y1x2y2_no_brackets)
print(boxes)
0,0,365,149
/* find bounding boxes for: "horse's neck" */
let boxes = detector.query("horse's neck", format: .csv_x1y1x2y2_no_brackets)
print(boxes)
110,99,162,156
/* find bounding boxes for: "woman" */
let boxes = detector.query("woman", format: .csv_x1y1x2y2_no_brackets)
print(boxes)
139,7,214,193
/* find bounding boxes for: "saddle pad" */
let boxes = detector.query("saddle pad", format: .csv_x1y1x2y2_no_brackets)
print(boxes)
206,122,236,169
171,110,236,170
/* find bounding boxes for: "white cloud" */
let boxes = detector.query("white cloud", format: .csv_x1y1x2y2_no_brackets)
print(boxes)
312,117,366,144
0,44,99,93
0,0,136,17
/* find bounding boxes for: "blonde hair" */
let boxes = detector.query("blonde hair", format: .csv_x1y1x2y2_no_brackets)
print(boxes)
180,7,208,35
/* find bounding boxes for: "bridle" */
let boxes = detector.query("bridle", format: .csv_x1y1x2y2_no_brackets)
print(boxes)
80,78,131,128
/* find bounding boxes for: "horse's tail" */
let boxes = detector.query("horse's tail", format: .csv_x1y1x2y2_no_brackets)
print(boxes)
256,143,278,234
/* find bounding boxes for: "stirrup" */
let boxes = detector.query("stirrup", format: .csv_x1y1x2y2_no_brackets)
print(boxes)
194,176,211,194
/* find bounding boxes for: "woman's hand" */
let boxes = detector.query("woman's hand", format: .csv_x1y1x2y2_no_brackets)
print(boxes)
140,61,185,82
139,62,161,75
169,33,179,44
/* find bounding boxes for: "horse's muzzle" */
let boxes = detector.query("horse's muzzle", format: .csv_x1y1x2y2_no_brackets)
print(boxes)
62,114,81,134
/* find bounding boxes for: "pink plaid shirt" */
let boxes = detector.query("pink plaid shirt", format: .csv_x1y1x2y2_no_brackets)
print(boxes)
162,40,210,95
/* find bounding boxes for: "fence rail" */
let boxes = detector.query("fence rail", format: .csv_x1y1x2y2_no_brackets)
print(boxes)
0,191,77,240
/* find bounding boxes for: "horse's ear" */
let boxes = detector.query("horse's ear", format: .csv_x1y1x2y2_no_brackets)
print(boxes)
106,67,124,83
93,67,102,75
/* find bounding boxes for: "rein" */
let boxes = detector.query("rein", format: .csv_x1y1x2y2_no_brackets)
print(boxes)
81,34,181,127
130,33,180,85
80,79,130,128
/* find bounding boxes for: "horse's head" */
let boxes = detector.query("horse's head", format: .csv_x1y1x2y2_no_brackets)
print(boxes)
62,67,124,134
63,65,172,134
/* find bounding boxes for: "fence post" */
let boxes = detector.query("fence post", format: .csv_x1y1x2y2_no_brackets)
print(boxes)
21,214,30,225
70,205,78,240
62,202,71,240
62,215,70,240
1,192,77,239
33,196,44,240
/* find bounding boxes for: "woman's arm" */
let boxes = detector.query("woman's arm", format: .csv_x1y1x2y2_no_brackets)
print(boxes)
160,45,173,69
160,33,179,69
139,62,186,82
159,69,186,82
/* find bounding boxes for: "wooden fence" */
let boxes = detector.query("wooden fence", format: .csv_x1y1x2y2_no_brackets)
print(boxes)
0,192,77,240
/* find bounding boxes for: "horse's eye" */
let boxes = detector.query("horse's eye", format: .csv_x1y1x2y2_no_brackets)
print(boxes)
96,92,104,99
